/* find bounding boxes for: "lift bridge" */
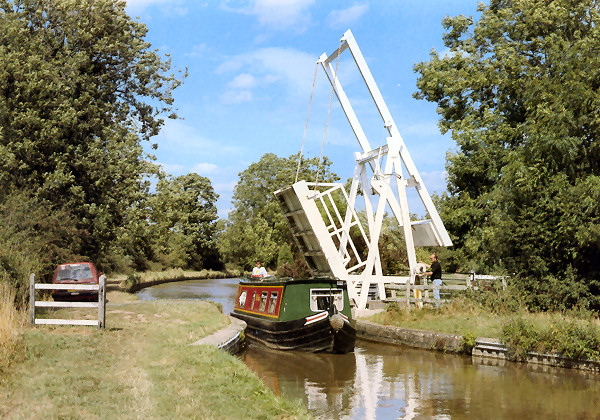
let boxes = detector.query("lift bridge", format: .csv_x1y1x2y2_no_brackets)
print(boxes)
274,30,452,310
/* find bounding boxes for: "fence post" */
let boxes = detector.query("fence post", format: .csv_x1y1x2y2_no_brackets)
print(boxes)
405,279,411,312
29,273,35,326
98,275,106,329
467,272,473,289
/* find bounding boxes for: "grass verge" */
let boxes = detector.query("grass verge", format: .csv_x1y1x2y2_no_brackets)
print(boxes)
368,296,600,361
0,300,310,419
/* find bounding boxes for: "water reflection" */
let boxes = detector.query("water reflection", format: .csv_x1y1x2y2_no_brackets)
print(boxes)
139,278,600,419
243,339,600,419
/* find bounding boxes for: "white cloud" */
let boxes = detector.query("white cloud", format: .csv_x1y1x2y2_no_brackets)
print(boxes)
156,119,246,157
221,90,253,104
185,43,209,58
126,0,187,14
228,73,257,89
216,47,316,104
419,170,448,194
327,3,369,28
401,120,442,137
214,180,237,194
222,0,315,32
192,162,219,175
157,162,185,174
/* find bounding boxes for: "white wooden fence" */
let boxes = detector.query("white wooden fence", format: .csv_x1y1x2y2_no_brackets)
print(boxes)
385,273,506,307
29,273,106,328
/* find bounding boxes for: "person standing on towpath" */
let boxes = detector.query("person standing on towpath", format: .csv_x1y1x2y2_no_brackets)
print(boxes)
420,253,442,303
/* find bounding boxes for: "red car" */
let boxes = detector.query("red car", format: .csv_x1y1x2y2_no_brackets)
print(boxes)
52,262,100,301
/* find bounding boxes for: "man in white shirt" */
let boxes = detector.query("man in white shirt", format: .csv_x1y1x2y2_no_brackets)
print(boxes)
252,260,268,277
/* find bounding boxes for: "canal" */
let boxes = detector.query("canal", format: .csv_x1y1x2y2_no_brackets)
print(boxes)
138,278,600,419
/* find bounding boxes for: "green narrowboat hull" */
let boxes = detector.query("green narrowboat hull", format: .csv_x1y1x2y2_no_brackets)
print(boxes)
231,277,356,353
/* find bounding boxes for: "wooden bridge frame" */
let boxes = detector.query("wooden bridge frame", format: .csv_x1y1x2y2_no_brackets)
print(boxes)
277,30,452,310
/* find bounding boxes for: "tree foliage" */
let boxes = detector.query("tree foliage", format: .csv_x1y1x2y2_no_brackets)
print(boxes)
0,0,185,277
0,0,183,270
414,0,600,310
219,153,338,270
151,173,221,270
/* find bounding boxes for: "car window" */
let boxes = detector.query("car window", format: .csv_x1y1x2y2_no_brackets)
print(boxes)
56,264,93,281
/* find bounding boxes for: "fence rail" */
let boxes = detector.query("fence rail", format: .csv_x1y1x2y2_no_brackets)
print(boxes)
384,273,506,306
29,273,106,328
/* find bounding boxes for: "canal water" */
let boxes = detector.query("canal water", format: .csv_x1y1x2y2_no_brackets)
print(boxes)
138,278,600,419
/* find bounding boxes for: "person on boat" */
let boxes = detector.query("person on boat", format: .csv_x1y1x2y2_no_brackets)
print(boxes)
252,260,268,278
420,253,442,303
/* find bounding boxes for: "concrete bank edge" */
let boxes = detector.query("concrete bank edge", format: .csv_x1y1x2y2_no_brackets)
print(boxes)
356,319,465,353
357,320,600,373
192,316,246,354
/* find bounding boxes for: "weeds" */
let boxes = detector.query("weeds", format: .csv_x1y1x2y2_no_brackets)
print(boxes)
502,314,600,362
0,283,25,373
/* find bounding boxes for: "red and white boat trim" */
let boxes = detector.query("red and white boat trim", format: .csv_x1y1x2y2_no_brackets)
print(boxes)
305,311,328,325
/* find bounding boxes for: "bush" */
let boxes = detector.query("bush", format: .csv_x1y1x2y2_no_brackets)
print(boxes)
501,317,540,361
502,314,600,362
276,244,293,276
461,332,476,354
461,282,521,315
277,254,311,279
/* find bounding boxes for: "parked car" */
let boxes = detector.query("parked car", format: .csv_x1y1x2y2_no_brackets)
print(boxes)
52,262,100,301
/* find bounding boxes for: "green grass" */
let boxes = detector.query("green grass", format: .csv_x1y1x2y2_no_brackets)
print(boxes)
368,297,507,338
0,300,310,419
368,297,600,361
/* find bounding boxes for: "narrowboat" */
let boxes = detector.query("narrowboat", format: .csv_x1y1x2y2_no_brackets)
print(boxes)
231,277,356,353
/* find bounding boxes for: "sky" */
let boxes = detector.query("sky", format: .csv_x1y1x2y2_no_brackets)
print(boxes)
124,0,482,218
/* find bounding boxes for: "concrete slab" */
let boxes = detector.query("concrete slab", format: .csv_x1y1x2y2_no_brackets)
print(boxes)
354,308,385,318
192,316,246,351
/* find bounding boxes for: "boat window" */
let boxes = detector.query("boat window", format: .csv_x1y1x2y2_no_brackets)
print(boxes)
310,289,343,311
267,292,278,314
251,292,257,309
259,291,268,312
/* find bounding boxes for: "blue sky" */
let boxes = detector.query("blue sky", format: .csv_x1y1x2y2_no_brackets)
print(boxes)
125,0,481,217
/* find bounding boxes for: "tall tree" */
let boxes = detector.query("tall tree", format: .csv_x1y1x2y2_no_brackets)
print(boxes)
150,173,220,270
0,0,183,270
219,153,338,270
414,0,600,310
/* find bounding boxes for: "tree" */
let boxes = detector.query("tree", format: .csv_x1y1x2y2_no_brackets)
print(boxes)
0,0,183,270
219,153,338,270
150,173,220,270
414,0,600,310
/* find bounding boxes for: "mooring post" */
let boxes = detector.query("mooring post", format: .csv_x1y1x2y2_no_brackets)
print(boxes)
29,273,35,326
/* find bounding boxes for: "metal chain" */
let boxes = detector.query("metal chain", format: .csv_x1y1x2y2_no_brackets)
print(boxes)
295,63,319,183
315,39,343,187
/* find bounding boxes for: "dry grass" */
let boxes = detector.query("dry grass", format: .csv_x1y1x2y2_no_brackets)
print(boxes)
0,283,25,372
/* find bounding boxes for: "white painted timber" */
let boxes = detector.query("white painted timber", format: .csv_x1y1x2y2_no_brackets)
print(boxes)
35,283,99,290
279,30,453,310
35,319,100,326
35,301,99,308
